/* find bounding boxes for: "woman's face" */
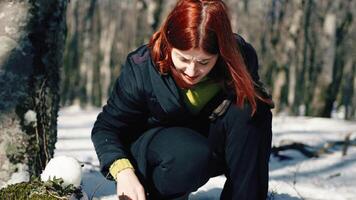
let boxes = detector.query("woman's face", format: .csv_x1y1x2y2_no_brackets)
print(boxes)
171,48,218,85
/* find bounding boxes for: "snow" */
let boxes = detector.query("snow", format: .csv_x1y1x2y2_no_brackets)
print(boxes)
41,156,82,187
6,164,29,186
55,105,356,200
23,109,37,126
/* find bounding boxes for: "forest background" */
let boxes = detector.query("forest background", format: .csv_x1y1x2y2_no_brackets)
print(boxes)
61,0,356,119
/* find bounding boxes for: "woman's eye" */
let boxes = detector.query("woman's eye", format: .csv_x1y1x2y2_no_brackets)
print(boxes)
180,58,189,63
199,62,209,65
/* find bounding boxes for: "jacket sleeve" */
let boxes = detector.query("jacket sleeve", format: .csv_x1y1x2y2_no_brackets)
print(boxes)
91,55,147,179
236,34,274,108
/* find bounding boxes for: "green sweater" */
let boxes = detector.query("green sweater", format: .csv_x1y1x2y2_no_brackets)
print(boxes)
181,78,222,114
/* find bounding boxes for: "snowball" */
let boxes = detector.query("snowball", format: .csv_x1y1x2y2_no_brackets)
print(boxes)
41,156,82,187
24,110,37,126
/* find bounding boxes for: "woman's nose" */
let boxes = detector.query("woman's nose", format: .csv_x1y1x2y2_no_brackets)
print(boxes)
184,62,197,77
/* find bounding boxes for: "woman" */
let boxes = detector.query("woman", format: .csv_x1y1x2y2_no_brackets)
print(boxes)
91,0,274,199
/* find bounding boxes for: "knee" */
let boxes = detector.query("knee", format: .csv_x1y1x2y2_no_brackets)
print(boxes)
223,102,271,133
223,101,271,121
224,103,253,124
150,127,211,196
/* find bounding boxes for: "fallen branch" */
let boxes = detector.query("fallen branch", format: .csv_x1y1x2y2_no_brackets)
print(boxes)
272,132,355,159
272,142,317,158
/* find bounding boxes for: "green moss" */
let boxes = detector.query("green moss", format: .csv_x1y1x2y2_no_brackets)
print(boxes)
0,178,82,200
0,181,58,200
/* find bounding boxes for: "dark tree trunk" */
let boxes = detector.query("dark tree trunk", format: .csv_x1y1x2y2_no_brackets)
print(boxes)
322,4,353,117
0,0,67,187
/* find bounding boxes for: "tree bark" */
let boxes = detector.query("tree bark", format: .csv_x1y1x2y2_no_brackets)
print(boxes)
322,1,353,117
0,0,67,187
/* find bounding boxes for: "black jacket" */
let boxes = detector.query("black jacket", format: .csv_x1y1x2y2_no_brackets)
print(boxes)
91,34,273,179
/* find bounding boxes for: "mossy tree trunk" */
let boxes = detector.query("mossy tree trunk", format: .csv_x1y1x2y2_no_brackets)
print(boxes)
0,0,67,187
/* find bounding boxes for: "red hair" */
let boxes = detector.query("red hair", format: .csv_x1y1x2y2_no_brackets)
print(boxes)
148,0,265,114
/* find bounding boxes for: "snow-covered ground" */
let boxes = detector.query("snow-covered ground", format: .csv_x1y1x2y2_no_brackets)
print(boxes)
55,106,356,200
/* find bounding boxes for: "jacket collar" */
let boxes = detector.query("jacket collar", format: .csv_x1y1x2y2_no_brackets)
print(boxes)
148,58,190,116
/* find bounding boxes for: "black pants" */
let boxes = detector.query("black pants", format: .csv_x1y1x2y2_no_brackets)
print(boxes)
130,102,272,200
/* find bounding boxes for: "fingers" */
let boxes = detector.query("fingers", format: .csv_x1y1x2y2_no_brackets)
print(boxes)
137,188,146,200
118,192,136,200
117,188,145,200
115,169,145,200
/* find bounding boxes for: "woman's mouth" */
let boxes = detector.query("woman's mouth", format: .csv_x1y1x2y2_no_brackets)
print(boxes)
183,73,199,81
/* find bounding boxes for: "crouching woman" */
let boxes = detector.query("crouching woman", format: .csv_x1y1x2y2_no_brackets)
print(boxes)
91,0,274,199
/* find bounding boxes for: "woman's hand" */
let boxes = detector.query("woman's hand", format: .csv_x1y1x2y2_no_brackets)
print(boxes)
116,168,146,200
